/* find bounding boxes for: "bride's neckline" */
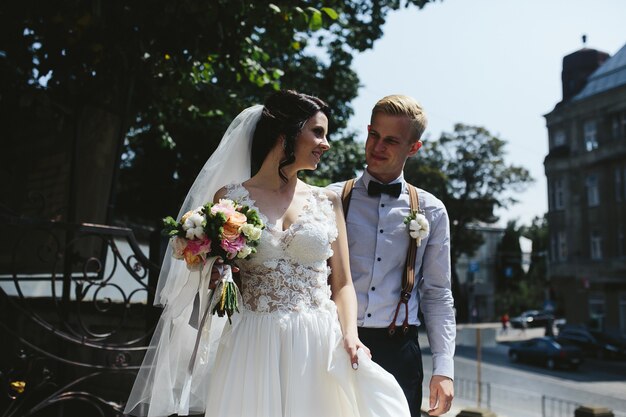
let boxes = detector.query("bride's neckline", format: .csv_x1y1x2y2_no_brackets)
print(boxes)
236,183,314,233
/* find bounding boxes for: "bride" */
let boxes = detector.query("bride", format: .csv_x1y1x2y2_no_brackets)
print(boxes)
124,90,410,417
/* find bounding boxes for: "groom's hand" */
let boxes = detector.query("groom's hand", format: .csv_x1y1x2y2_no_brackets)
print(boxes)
428,375,454,416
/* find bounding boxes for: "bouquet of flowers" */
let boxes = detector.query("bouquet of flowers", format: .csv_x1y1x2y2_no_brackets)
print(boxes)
162,199,264,321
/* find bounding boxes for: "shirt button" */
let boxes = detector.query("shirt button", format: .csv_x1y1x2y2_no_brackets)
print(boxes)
371,287,376,291
377,257,381,261
367,313,372,318
379,229,384,233
381,204,385,207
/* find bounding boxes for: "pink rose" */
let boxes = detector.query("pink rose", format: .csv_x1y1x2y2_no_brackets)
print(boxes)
211,199,237,217
220,235,245,259
186,237,211,256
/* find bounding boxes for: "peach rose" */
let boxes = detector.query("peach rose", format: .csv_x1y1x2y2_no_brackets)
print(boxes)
183,250,203,267
222,211,247,241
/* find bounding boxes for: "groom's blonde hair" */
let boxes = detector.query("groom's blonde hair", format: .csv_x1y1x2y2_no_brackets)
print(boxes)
371,95,427,142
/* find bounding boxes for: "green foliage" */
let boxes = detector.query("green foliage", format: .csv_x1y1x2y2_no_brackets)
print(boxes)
493,217,549,316
495,220,524,291
404,123,534,321
1,0,438,226
522,215,548,282
405,124,534,261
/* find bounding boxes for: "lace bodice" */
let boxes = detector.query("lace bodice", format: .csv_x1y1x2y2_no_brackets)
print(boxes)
224,183,338,314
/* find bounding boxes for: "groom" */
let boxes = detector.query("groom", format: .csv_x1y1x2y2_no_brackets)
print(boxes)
328,95,455,417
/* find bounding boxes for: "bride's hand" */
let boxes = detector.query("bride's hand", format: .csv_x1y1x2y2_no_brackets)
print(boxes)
343,334,372,370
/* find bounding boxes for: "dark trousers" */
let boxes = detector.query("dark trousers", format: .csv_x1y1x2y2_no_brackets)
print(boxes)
358,326,423,417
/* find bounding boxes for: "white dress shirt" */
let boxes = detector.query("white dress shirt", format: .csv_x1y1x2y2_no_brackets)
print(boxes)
328,171,456,379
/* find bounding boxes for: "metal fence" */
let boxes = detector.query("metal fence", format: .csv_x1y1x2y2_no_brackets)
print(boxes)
0,212,161,416
542,395,581,417
453,377,492,409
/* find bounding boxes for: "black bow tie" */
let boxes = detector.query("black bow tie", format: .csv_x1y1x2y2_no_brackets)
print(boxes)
367,181,402,198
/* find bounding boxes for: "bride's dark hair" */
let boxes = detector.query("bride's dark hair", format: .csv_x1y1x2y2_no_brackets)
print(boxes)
251,90,330,181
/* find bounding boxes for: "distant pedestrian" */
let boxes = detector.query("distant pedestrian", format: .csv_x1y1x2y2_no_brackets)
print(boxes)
500,313,509,334
544,316,555,337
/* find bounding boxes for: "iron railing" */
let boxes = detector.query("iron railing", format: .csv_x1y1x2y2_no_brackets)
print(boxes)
0,212,161,416
454,376,491,409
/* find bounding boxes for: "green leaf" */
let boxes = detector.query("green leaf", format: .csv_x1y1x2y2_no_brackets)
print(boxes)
268,3,281,14
309,11,322,30
321,7,338,20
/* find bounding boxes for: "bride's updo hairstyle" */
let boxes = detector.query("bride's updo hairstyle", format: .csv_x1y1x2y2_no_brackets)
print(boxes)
251,90,330,181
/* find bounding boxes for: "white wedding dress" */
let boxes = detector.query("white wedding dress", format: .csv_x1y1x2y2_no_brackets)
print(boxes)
125,181,410,417
201,183,410,417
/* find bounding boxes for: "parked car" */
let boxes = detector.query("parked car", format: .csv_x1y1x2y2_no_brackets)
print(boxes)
557,326,626,360
508,337,584,370
590,330,626,360
510,310,554,329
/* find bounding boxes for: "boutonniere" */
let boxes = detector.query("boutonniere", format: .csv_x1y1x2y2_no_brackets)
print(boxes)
404,210,429,247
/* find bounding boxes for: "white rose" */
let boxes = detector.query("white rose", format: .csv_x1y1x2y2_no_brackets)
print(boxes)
240,223,262,241
237,245,253,259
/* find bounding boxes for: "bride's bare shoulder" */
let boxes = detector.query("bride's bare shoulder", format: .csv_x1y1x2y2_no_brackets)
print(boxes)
213,186,229,203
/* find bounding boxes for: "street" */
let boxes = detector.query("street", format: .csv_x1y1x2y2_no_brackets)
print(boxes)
420,330,626,417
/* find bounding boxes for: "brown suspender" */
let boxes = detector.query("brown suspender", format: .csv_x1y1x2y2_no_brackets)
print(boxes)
341,179,420,336
341,178,356,216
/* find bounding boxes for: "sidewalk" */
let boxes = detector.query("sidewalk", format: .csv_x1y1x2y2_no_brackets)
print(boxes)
418,323,545,417
421,396,503,417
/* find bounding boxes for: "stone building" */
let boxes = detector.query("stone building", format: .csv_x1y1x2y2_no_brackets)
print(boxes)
544,41,626,335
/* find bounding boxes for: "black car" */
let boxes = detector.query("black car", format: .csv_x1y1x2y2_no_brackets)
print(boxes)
557,326,626,360
508,337,584,370
590,330,626,360
510,310,554,329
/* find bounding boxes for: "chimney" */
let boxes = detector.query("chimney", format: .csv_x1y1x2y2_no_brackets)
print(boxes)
561,35,610,102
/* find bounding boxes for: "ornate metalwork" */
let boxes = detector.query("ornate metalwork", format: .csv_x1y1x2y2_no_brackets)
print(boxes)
0,212,162,416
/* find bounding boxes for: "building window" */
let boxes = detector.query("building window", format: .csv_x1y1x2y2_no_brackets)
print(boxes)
589,292,606,331
553,130,566,147
550,231,567,263
558,231,567,261
550,231,568,262
612,115,621,140
586,174,600,207
549,178,566,211
584,120,598,151
555,178,565,209
616,167,624,202
590,231,603,260
620,294,626,336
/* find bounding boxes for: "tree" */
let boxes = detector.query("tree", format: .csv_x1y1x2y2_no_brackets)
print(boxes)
494,219,547,316
1,0,435,226
404,123,534,321
495,220,524,292
522,215,555,313
523,215,548,283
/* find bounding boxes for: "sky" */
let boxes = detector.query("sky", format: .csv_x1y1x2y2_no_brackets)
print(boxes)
347,0,626,228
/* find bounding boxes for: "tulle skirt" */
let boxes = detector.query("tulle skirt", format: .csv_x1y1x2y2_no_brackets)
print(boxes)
125,302,410,417
203,309,410,417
